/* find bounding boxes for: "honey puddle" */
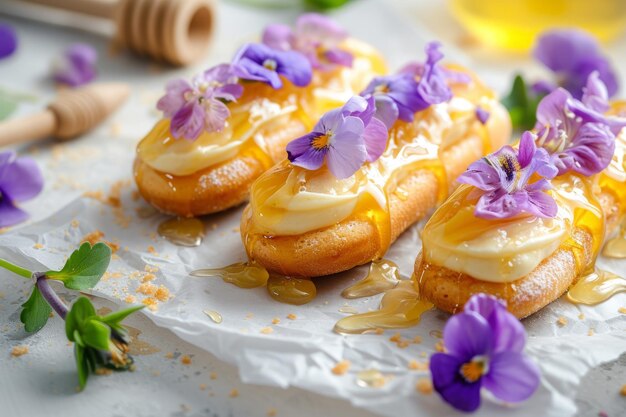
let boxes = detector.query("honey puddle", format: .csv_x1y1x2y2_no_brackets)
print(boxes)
355,369,389,388
203,309,223,324
567,268,626,305
267,275,316,305
334,281,433,334
341,259,400,299
191,262,269,288
602,231,626,259
158,217,205,247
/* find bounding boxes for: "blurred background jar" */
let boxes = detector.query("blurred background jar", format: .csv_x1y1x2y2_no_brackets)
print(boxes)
450,0,626,51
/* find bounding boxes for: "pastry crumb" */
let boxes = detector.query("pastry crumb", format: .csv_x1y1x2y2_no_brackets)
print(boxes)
620,384,626,396
389,333,402,343
147,246,158,255
142,273,156,283
435,341,445,352
81,230,105,246
588,328,595,336
229,388,239,398
124,295,137,304
165,352,174,359
260,327,273,334
331,360,351,376
578,313,585,320
199,383,207,391
415,378,433,394
33,243,44,249
618,307,626,314
271,317,281,325
210,372,217,380
556,316,568,327
408,360,429,371
145,265,159,273
374,328,384,335
155,286,170,302
95,368,112,376
412,336,422,344
137,282,158,296
11,345,29,357
267,408,277,417
180,355,192,365
286,313,297,320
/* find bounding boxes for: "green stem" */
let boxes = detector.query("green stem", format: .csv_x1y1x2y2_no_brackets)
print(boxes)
0,258,32,279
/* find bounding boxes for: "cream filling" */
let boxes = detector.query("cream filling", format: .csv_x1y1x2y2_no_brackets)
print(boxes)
251,97,495,236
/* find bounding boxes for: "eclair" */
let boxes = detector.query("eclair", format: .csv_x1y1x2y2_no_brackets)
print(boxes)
134,14,386,217
241,42,511,277
415,73,626,318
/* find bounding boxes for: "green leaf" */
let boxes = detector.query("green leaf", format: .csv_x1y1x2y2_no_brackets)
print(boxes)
65,297,97,341
501,74,543,130
20,286,52,333
305,0,350,9
81,319,111,351
0,89,37,121
100,305,145,326
47,242,111,290
74,345,89,391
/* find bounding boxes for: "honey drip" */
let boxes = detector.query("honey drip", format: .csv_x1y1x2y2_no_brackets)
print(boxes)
567,268,626,305
266,275,317,305
191,262,269,288
334,281,434,334
158,217,205,247
355,369,388,388
341,259,400,299
203,309,223,324
602,218,626,258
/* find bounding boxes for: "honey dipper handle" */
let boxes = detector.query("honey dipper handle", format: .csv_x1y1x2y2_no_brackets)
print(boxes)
20,0,118,19
0,111,57,147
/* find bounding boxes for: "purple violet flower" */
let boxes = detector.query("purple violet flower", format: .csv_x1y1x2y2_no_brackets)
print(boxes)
286,95,388,178
457,131,559,220
262,13,352,69
533,29,618,99
0,151,44,228
360,73,421,128
430,294,540,412
399,42,454,107
51,43,97,87
475,107,490,125
534,72,626,176
0,24,18,59
233,43,312,89
157,64,243,141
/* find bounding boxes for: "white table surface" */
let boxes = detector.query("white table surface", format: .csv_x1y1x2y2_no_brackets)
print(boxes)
0,1,624,416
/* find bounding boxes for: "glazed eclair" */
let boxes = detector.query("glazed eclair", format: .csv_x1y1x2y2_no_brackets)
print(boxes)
415,73,626,318
241,42,511,277
134,14,386,217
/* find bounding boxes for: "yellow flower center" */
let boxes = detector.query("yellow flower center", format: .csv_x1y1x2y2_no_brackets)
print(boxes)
374,83,390,94
460,357,489,383
263,59,277,71
311,133,331,150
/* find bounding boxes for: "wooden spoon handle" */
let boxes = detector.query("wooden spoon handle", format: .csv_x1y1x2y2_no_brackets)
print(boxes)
0,111,56,147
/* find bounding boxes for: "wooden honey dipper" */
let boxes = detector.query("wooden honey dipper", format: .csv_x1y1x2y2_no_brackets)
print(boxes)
19,0,215,66
0,82,130,146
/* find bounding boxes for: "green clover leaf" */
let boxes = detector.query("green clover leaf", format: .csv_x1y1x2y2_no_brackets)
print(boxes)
501,74,544,130
20,286,52,333
47,242,112,290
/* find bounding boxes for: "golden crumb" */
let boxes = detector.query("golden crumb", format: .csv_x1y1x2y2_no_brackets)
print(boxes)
181,355,192,365
95,368,113,376
619,307,626,314
165,352,174,359
142,297,158,311
81,230,105,246
286,313,297,320
413,336,422,344
155,286,170,302
408,360,429,371
147,246,158,255
245,313,254,320
11,345,29,357
389,333,402,342
70,219,80,228
331,360,351,376
199,384,207,391
419,351,427,358
210,372,217,380
435,341,445,352
588,328,595,336
142,273,156,283
415,378,433,394
578,313,585,320
105,241,120,253
229,389,239,398
271,318,281,325
374,328,385,335
267,408,277,417
556,316,568,327
260,327,274,334
145,265,159,273
620,384,626,396
124,295,137,304
137,283,157,296
152,370,161,377
397,340,410,349
33,243,44,249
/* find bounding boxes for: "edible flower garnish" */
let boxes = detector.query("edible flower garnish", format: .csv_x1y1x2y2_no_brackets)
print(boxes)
51,43,98,87
475,106,489,125
430,294,540,413
0,151,43,228
535,72,626,176
157,64,243,141
0,23,17,59
286,95,387,178
0,242,144,390
233,43,313,89
457,131,558,219
262,13,352,69
533,29,618,99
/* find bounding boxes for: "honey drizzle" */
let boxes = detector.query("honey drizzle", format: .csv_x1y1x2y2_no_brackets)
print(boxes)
190,262,269,288
334,281,433,334
341,259,400,299
203,309,223,324
266,275,317,305
567,268,626,305
157,217,205,247
355,369,389,388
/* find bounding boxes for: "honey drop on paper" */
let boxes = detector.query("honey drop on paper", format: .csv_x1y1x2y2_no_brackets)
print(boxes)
267,275,316,305
567,268,626,305
191,262,269,288
341,259,400,299
158,217,204,247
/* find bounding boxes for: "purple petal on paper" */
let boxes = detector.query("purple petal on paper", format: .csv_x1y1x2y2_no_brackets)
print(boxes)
0,156,43,201
443,312,492,361
483,351,541,403
0,24,18,59
430,353,482,412
0,199,29,228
